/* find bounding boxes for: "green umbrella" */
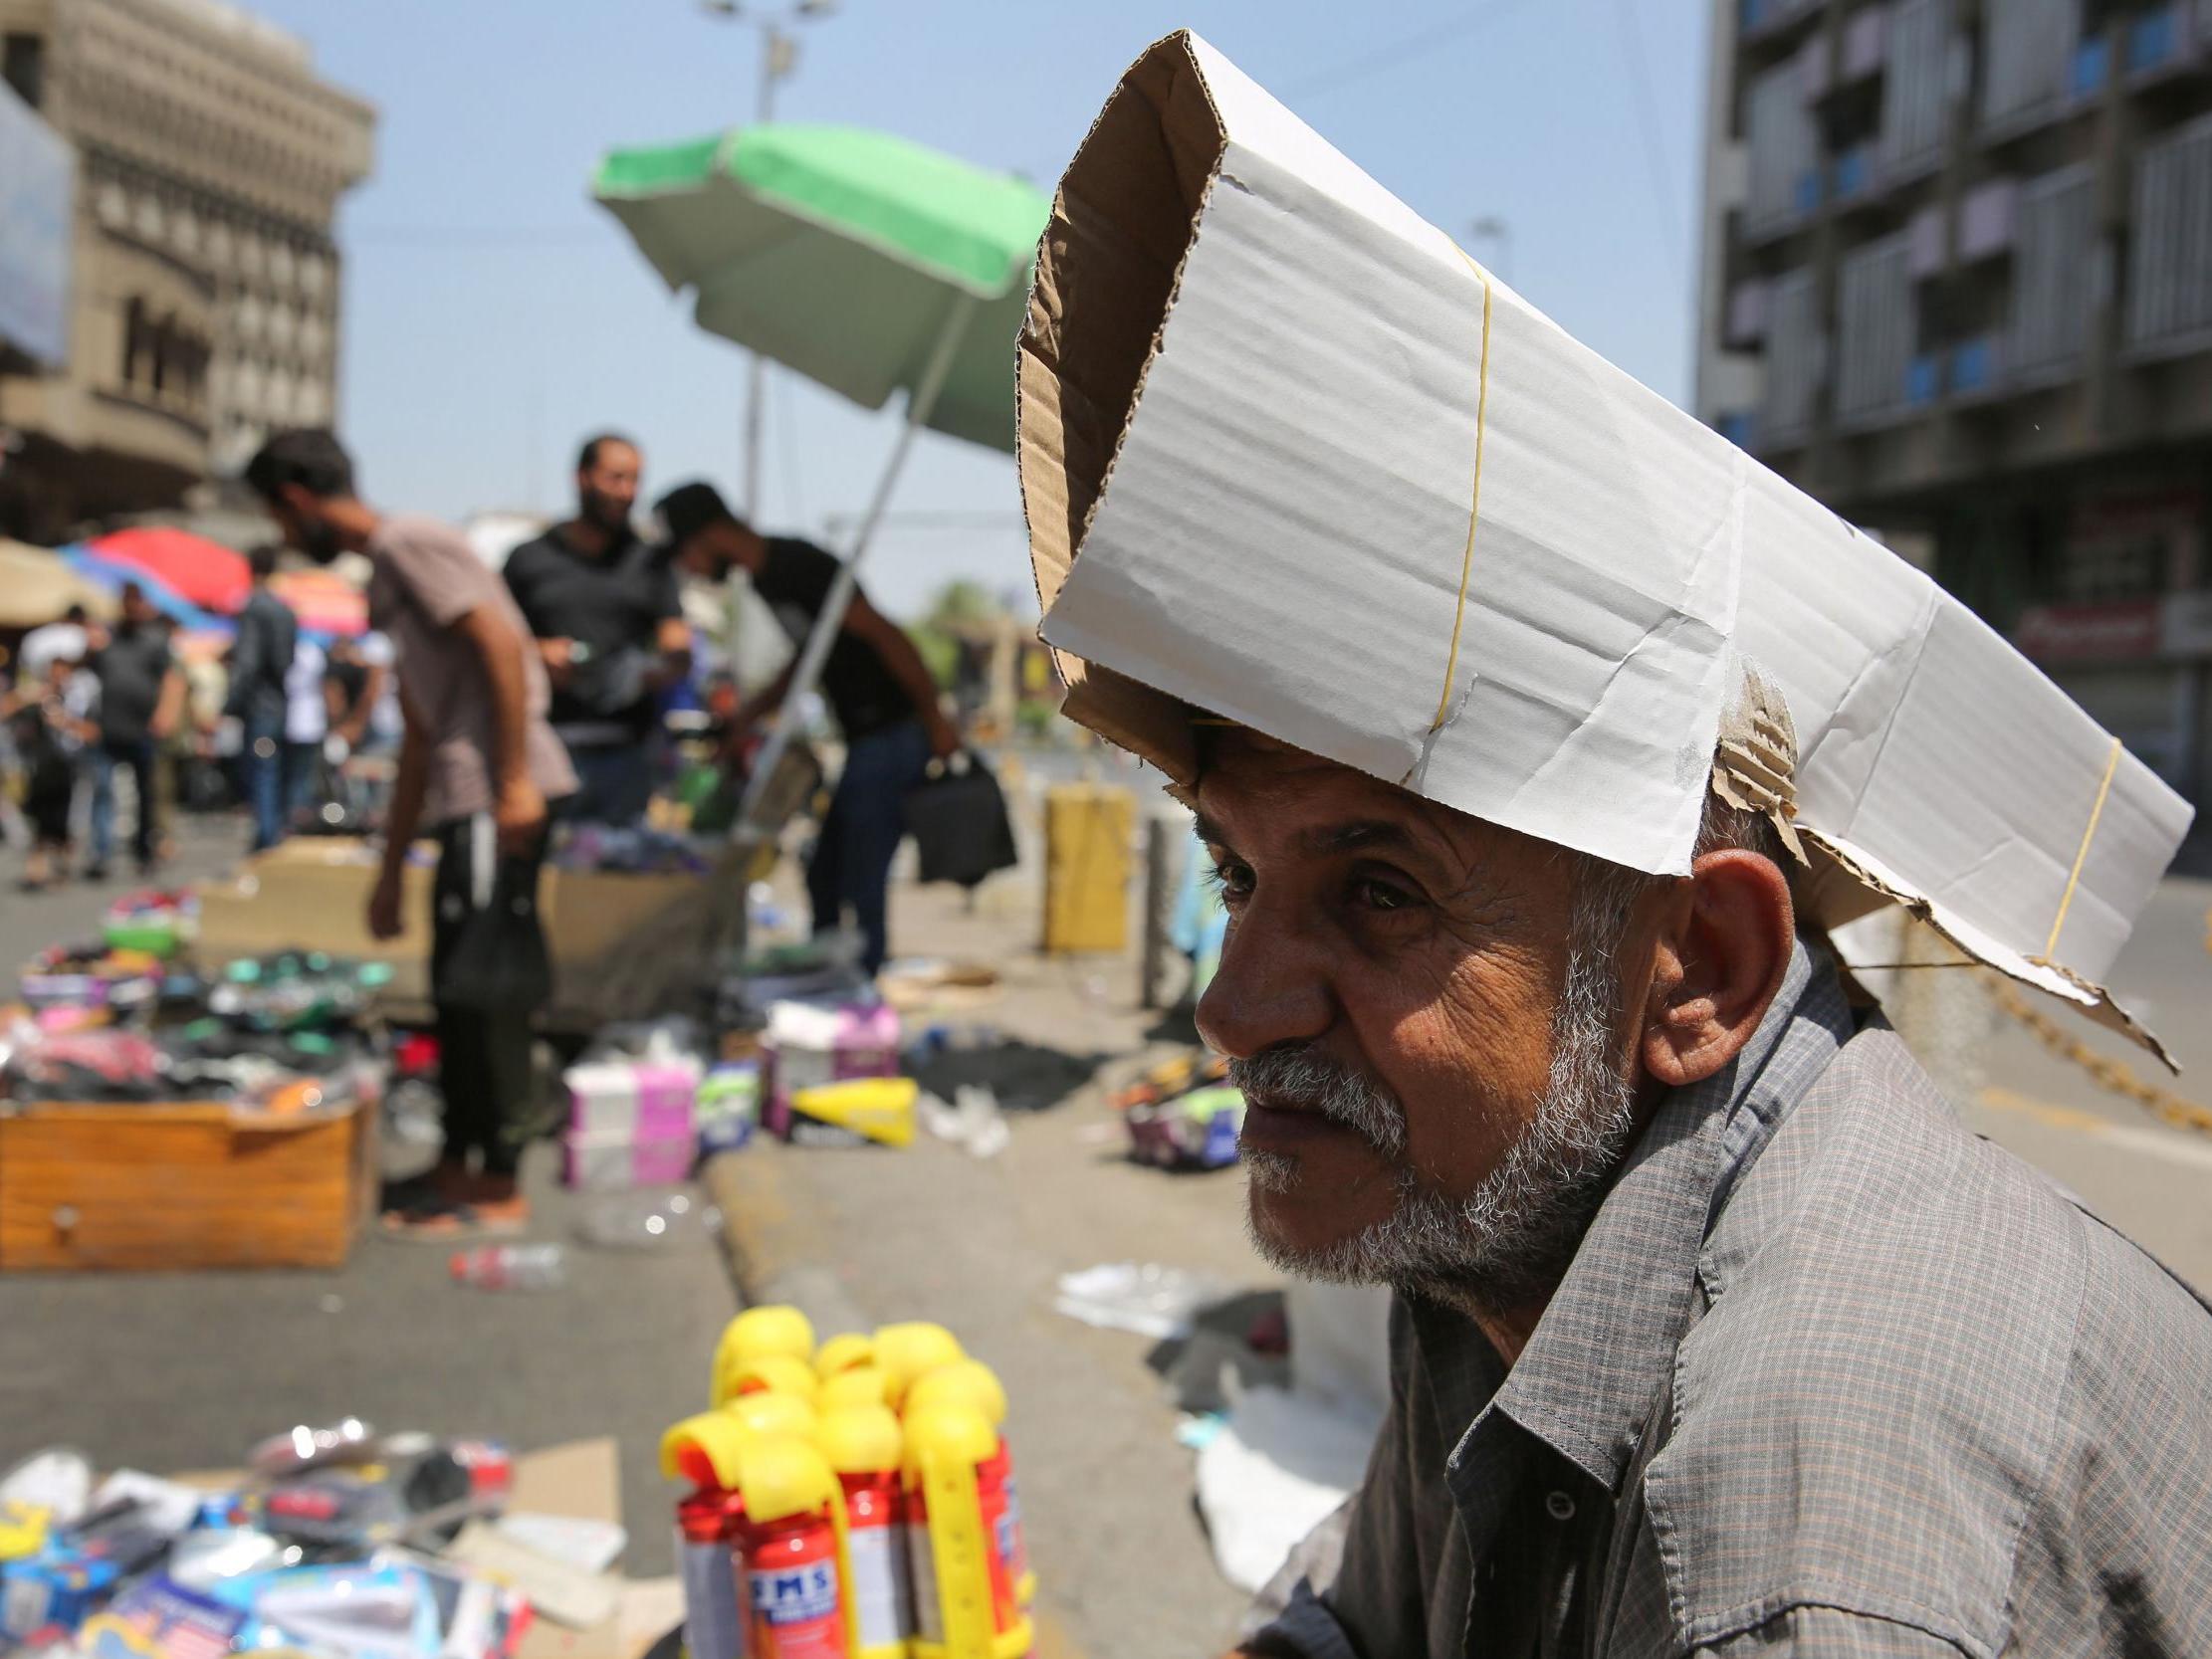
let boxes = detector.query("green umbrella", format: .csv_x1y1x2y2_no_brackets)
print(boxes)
595,124,1049,454
593,123,1049,825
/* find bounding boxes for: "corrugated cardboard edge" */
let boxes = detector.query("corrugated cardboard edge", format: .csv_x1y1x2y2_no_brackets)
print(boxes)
1802,826,2177,1072
1018,30,1223,784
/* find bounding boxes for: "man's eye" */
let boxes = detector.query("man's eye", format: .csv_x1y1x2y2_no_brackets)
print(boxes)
1207,861,1254,902
1354,877,1416,913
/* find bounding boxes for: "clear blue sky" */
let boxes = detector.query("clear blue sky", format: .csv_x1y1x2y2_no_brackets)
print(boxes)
253,0,1712,619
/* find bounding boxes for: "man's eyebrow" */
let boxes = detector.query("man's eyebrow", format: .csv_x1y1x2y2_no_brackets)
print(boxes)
1299,819,1424,858
1194,815,1434,859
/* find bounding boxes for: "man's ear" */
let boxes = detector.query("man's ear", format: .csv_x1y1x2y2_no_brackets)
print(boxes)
1640,849,1794,1089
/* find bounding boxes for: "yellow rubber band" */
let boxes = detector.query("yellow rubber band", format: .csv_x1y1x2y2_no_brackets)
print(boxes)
1429,252,1495,732
2042,735,2123,961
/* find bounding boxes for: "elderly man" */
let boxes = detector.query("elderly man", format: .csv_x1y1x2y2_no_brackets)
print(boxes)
1190,684,2212,1656
1023,34,2212,1657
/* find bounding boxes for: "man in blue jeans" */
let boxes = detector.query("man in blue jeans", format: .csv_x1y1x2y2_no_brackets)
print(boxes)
86,583,187,880
225,544,301,851
656,482,959,973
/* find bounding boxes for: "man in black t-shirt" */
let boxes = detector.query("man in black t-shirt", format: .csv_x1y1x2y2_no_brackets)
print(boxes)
656,481,960,974
86,583,186,878
504,434,690,825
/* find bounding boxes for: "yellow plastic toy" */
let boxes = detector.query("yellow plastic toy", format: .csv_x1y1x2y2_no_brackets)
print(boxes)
724,1390,819,1441
903,1359,1008,1427
820,1365,895,1414
716,1349,822,1409
872,1322,964,1409
814,1333,877,1378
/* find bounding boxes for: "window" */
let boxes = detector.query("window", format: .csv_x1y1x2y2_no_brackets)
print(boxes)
120,297,145,385
2,32,43,108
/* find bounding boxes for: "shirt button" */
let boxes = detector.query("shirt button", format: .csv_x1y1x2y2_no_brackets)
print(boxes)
1546,1490,1577,1522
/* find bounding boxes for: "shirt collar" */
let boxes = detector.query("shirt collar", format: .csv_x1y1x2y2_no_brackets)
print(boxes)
1435,936,1852,1507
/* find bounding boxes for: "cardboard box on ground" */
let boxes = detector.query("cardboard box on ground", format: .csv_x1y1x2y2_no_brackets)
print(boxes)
194,838,758,1027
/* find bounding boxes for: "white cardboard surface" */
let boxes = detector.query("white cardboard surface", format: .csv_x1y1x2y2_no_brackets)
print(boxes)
1019,31,2192,1034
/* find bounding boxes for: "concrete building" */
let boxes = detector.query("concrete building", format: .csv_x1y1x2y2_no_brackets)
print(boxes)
1697,0,2212,808
0,0,372,542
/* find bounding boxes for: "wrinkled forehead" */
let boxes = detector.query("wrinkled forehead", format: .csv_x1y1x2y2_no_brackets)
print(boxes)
1190,726,1556,880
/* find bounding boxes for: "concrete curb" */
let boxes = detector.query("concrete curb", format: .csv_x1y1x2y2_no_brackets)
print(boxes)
700,1144,870,1334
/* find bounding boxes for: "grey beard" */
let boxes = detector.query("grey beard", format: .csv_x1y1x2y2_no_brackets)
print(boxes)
1235,889,1642,1317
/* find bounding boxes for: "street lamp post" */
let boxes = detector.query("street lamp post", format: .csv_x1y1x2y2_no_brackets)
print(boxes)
702,0,837,520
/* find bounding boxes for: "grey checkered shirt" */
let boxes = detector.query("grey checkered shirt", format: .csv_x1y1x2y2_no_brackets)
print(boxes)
1249,940,2212,1657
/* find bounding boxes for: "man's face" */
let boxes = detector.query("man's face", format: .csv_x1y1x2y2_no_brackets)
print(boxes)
1195,730,1647,1305
578,443,641,534
120,590,155,628
271,489,342,565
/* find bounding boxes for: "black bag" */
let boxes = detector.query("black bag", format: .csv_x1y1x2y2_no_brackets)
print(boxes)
902,750,1019,889
434,824,554,1012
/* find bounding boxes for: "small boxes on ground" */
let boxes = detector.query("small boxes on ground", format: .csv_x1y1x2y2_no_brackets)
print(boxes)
761,1000,901,1141
561,1055,702,1191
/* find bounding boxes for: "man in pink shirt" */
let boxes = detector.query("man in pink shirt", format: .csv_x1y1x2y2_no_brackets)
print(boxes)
247,429,576,1237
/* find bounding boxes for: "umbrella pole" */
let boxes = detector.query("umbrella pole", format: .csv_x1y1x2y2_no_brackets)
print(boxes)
737,294,980,833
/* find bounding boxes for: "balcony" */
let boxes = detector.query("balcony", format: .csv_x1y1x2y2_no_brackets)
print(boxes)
1741,0,1828,47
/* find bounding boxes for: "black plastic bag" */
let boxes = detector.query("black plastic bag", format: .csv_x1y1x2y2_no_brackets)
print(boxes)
434,830,553,1013
902,750,1019,889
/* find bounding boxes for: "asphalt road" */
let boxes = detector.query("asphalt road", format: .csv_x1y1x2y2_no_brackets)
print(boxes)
0,812,738,1575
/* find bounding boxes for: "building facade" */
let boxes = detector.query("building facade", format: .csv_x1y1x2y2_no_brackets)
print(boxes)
1697,0,2212,808
0,0,371,542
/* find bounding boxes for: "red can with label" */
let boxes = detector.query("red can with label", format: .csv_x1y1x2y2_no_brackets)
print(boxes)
744,1511,850,1659
979,1442,1028,1613
677,1491,748,1659
836,1470,909,1656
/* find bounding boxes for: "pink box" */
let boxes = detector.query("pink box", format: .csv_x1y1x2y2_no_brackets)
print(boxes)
763,1000,901,1139
561,1127,697,1191
633,1062,699,1141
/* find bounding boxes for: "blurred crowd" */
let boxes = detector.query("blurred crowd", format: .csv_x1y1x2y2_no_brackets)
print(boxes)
0,423,956,1236
0,573,401,892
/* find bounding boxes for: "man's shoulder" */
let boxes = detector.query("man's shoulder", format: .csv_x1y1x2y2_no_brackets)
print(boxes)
1652,1025,2212,1654
502,526,569,574
373,513,476,561
762,535,834,579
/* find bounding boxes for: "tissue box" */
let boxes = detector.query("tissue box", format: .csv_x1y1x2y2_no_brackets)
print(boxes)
565,1058,700,1141
762,1001,900,1140
560,1127,697,1191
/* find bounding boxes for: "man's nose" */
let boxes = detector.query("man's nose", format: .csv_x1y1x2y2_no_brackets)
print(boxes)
1196,899,1333,1060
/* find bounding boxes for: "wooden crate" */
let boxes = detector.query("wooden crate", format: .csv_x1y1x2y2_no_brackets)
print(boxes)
0,1097,377,1272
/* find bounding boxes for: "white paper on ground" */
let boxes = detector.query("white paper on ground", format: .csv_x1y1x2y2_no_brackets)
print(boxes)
496,1513,628,1576
1194,1385,1385,1593
447,1521,621,1630
1019,31,2194,1050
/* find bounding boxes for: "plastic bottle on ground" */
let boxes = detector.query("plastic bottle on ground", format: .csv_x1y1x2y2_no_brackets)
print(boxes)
449,1244,565,1292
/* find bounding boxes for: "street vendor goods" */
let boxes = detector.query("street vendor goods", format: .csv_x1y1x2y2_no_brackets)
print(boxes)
668,1310,1033,1659
0,1427,536,1659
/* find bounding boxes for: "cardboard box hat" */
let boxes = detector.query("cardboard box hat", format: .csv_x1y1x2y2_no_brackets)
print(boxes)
1019,31,2194,1056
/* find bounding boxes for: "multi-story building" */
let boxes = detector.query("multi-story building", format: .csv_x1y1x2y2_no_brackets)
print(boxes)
1697,0,2212,806
0,0,372,542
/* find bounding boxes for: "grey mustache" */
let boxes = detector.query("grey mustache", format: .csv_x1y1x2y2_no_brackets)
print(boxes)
1228,1046,1407,1156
